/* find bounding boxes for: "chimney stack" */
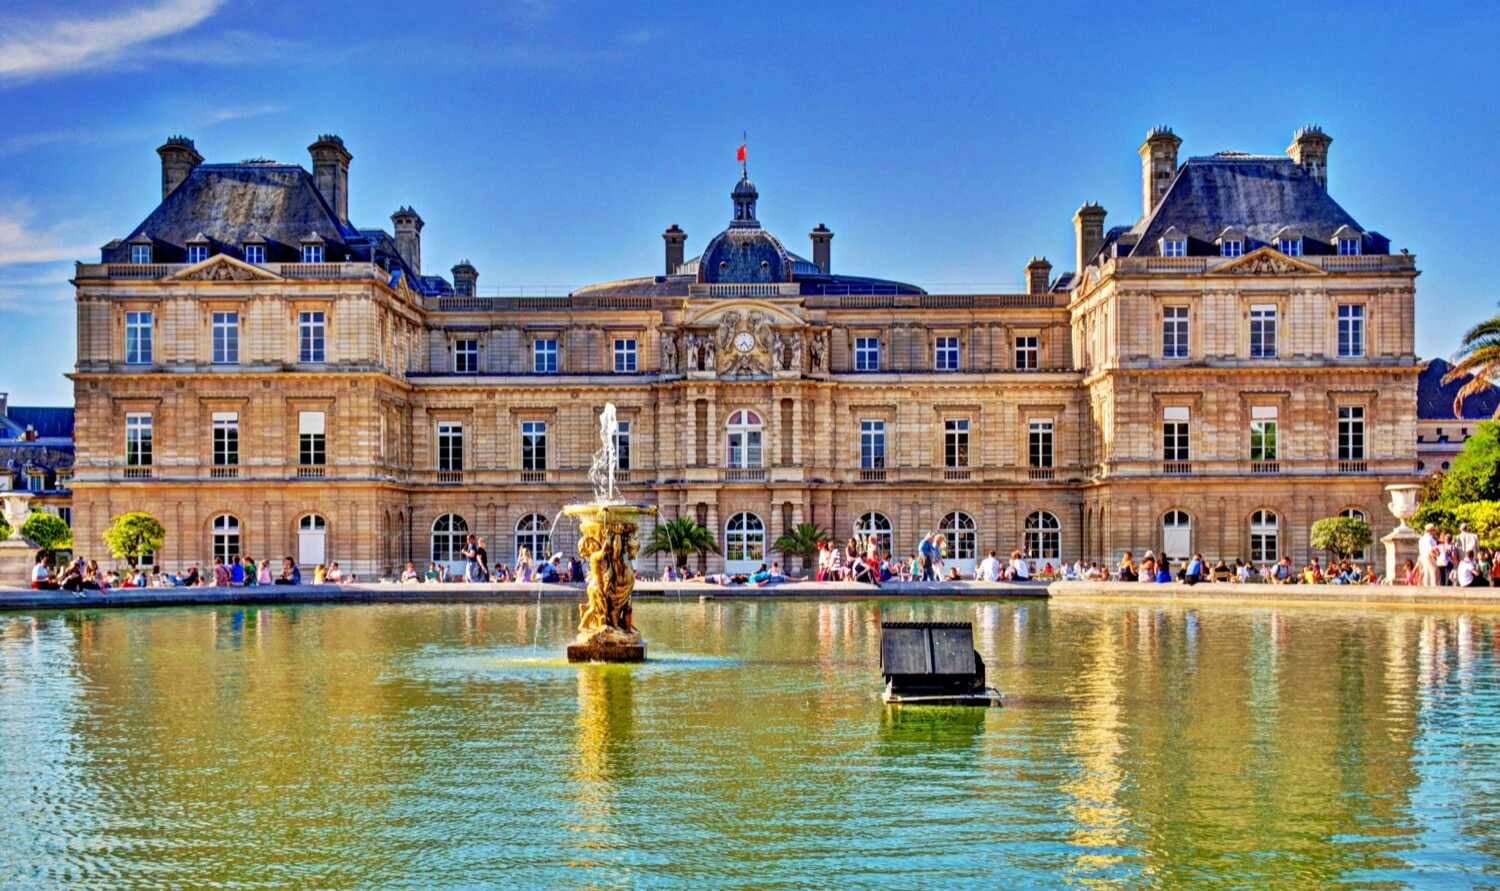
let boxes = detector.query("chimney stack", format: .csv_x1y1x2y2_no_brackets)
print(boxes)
391,207,423,276
156,136,203,200
662,224,687,275
1073,202,1107,275
809,223,833,275
1287,124,1332,190
308,135,352,225
1139,126,1181,217
451,260,478,297
1025,257,1053,295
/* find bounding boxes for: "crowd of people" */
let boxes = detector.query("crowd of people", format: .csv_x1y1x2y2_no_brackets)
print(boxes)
29,553,323,593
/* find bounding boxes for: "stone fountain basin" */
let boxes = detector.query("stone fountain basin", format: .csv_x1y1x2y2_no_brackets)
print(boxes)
562,502,657,522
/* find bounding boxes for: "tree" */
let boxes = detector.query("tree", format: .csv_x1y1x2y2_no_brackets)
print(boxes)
1310,516,1373,561
641,517,719,570
774,522,832,575
20,512,71,555
1435,421,1500,505
0,515,9,541
102,512,165,568
1443,317,1500,417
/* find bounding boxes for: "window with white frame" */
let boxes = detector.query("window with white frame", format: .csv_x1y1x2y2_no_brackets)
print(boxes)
1220,239,1243,257
515,513,550,560
1163,406,1190,461
1029,419,1053,468
298,311,326,363
724,512,765,565
301,243,324,263
1337,237,1361,256
859,419,886,469
934,336,960,371
940,511,977,562
1024,511,1061,560
212,311,239,364
521,420,547,471
614,419,632,471
1250,510,1279,562
437,422,464,471
1015,335,1039,370
533,338,558,373
725,410,763,468
944,419,969,468
212,412,238,466
1249,304,1278,359
855,511,892,557
431,513,468,564
1341,508,1369,561
187,244,208,264
130,243,152,264
125,311,153,364
1163,306,1189,359
854,336,880,371
125,413,152,466
613,338,638,373
1162,237,1186,257
1250,406,1278,461
211,514,241,562
1338,405,1366,461
1277,236,1302,256
26,472,42,492
1337,304,1365,358
243,244,265,264
454,339,478,373
299,411,326,466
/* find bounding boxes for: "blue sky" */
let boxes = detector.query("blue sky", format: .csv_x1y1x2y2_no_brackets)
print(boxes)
2,0,1497,404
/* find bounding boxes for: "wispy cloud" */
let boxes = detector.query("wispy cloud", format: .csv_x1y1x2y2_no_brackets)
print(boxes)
0,201,99,265
0,0,222,83
0,102,281,158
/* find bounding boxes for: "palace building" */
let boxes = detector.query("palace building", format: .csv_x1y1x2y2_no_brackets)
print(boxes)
67,127,1421,577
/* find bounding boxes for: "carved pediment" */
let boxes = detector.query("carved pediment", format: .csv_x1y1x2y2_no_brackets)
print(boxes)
1210,246,1325,276
671,300,822,377
166,254,284,283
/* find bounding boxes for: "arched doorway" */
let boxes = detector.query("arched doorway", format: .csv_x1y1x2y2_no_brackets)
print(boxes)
939,511,977,575
1162,510,1191,561
299,514,327,567
724,511,765,575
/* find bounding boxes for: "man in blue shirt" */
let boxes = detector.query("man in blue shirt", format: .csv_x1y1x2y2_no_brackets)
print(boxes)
1183,553,1204,586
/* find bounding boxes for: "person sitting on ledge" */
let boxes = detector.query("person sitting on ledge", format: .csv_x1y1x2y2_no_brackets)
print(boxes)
750,563,773,586
275,557,299,586
1210,559,1232,583
538,555,562,584
1117,551,1138,582
401,562,420,583
1005,550,1030,581
31,554,58,590
327,562,345,583
1457,550,1480,587
1397,559,1418,586
213,557,230,587
229,555,246,587
1155,558,1173,584
1182,553,1204,586
975,550,1002,582
1271,556,1294,585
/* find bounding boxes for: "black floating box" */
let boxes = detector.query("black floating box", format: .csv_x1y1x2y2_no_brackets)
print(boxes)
880,621,987,699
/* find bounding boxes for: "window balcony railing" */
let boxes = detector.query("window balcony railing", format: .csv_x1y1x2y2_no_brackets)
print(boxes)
209,466,239,479
857,468,887,483
1249,461,1280,475
520,470,548,483
726,468,768,482
943,468,971,481
613,470,632,484
436,470,464,485
1028,467,1055,481
296,466,326,479
1162,462,1194,475
1338,460,1369,474
122,466,152,479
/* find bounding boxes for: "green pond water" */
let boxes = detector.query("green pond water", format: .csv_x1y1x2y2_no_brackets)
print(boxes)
1,599,1498,889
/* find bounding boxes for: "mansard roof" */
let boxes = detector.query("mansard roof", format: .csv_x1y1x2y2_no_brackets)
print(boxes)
1418,358,1500,420
1125,154,1390,257
0,406,73,441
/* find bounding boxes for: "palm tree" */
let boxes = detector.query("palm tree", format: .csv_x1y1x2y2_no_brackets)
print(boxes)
642,516,720,570
774,522,831,576
1444,317,1500,416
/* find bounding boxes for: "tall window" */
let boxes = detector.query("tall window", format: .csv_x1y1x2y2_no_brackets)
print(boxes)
1249,305,1277,358
1250,406,1278,461
212,515,241,562
725,410,763,468
299,311,326,363
614,419,632,471
1015,335,1039,370
186,244,208,264
1163,407,1190,461
454,339,478,373
855,512,892,557
859,419,886,469
533,338,558,373
1277,237,1302,256
212,311,239,364
1220,239,1243,257
437,422,464,471
1337,304,1365,358
1162,306,1189,359
944,419,969,467
1250,510,1279,562
1024,511,1061,560
854,336,880,371
212,412,238,466
301,244,323,263
613,338,638,373
940,511,977,562
515,514,551,560
1337,237,1361,256
125,311,153,364
521,420,548,471
724,512,765,565
1338,406,1366,461
299,411,326,466
934,336,960,371
130,243,152,264
1029,419,1054,468
431,514,468,564
243,244,265,264
125,413,152,467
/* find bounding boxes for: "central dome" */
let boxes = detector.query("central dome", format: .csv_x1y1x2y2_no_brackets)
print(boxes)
681,172,820,284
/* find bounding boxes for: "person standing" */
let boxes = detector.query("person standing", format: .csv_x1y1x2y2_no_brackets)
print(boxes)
1436,531,1455,586
1418,524,1439,587
1458,524,1479,566
475,537,491,582
460,534,479,582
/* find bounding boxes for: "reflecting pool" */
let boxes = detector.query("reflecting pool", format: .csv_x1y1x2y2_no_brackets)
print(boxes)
1,600,1498,888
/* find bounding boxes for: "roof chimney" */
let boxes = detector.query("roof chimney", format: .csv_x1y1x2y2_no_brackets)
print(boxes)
451,260,478,297
1287,124,1332,190
1139,126,1181,217
308,135,352,225
391,206,423,277
1073,203,1107,275
156,136,203,200
809,223,833,275
0,392,8,419
1025,257,1053,295
662,224,687,275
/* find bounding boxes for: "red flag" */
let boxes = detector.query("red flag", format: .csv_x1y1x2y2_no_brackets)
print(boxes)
736,142,746,163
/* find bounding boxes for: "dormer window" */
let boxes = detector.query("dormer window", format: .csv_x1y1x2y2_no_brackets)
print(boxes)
1159,227,1187,258
244,244,265,264
186,245,208,264
302,244,324,263
1216,227,1245,257
1278,237,1302,256
1337,237,1360,256
130,244,152,264
1332,225,1362,256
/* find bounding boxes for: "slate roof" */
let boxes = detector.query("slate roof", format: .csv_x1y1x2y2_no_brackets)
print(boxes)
1418,358,1500,420
1120,154,1390,259
0,406,73,440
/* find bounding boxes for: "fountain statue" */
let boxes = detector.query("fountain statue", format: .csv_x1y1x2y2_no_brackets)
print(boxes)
565,403,656,663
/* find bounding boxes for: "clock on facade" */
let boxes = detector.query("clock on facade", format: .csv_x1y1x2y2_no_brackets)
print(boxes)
733,331,756,353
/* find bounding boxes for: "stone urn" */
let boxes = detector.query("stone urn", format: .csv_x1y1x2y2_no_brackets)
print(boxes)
1382,483,1423,583
1386,484,1421,534
1,491,33,540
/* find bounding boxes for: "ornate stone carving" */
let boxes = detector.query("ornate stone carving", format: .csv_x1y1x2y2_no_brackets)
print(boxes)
661,332,678,375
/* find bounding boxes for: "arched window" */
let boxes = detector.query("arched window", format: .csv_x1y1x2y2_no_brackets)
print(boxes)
515,514,551,561
724,512,765,570
939,511,977,563
1340,508,1369,561
1024,511,1061,560
1162,510,1191,560
725,410,763,469
1250,510,1279,563
855,511,892,558
431,513,468,564
211,514,240,562
298,514,327,567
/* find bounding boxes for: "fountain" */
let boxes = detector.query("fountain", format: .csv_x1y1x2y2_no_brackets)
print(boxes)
564,403,657,663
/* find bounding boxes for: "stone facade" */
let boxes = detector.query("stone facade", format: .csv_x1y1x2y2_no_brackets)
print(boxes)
66,127,1422,577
